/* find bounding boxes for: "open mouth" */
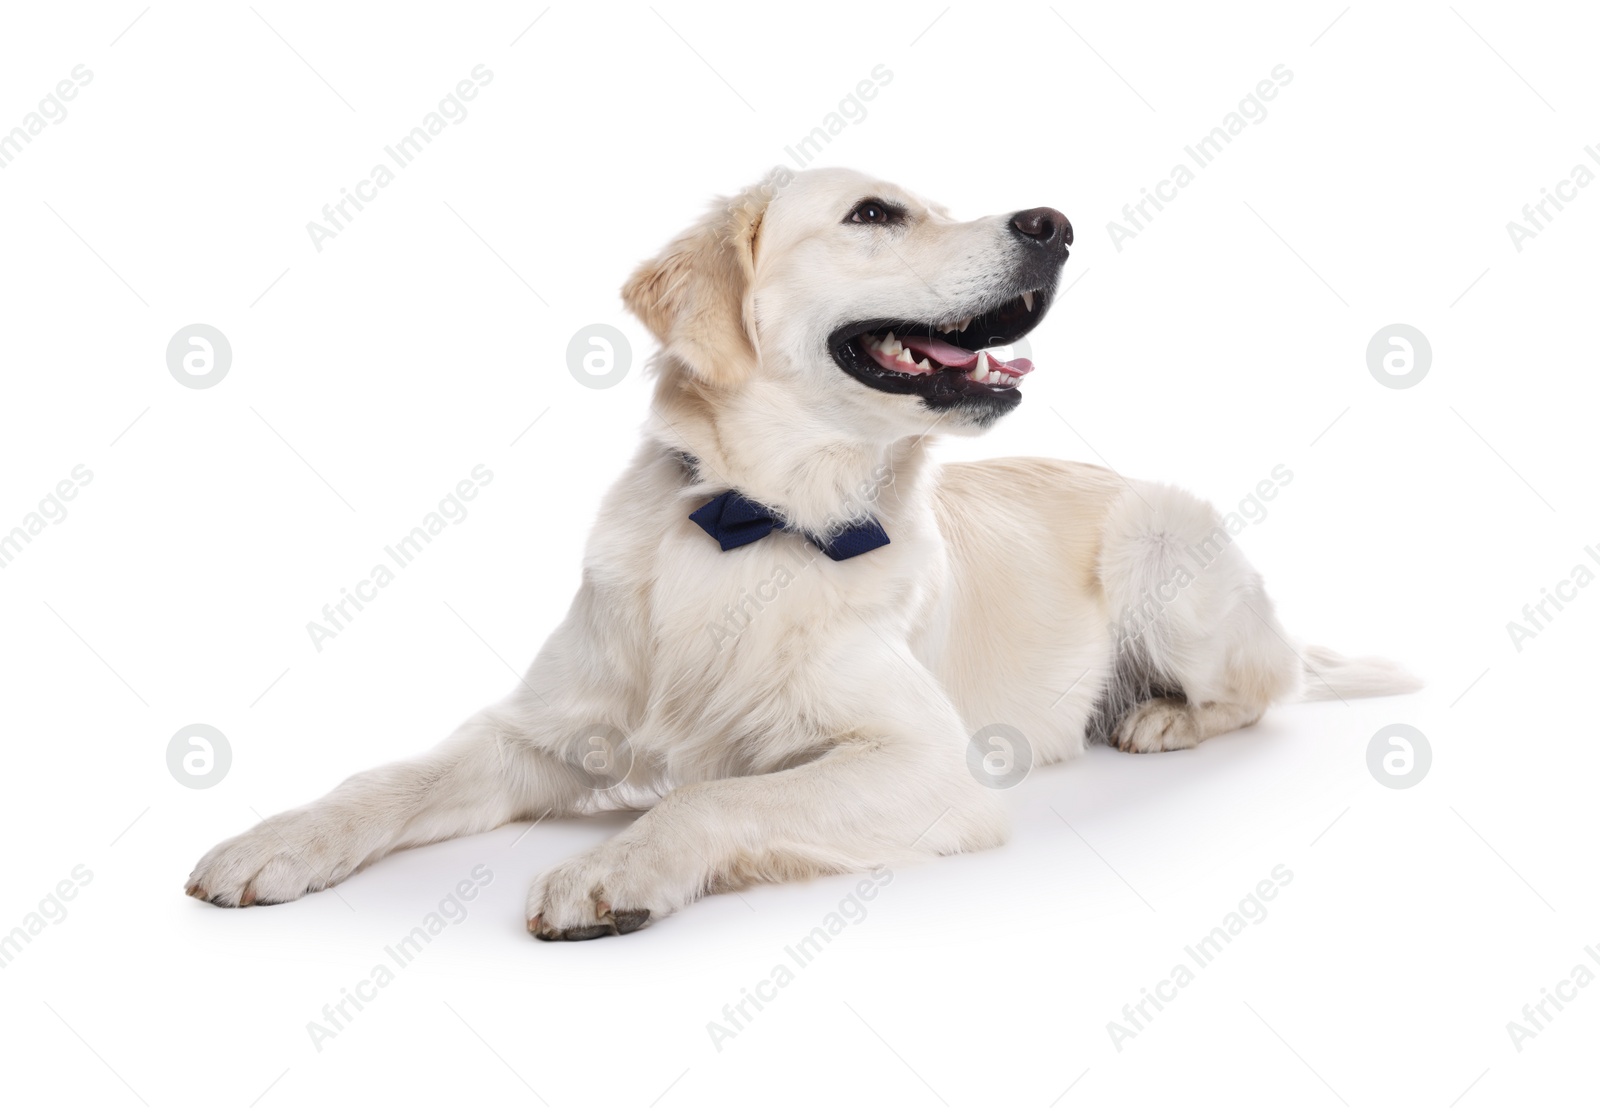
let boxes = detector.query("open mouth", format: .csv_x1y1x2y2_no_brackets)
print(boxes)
828,287,1052,410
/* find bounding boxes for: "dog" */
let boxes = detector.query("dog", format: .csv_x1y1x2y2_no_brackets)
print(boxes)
187,168,1419,938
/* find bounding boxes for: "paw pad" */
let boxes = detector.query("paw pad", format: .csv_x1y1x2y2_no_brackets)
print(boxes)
528,908,652,941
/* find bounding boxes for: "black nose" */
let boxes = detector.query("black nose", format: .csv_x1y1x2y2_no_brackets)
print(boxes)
1011,207,1072,250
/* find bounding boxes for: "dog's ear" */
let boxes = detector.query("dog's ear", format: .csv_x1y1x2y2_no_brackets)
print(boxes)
622,176,776,389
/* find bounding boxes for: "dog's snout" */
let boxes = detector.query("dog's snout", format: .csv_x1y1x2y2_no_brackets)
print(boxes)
1011,207,1072,250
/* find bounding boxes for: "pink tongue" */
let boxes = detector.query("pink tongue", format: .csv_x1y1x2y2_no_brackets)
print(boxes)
901,335,1033,376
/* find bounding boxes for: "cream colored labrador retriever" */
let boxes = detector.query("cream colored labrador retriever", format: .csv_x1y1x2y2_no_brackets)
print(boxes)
187,168,1418,938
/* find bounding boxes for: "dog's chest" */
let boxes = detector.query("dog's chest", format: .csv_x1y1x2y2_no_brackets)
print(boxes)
635,515,944,765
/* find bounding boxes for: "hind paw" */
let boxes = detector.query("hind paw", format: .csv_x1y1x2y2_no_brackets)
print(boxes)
1114,698,1201,753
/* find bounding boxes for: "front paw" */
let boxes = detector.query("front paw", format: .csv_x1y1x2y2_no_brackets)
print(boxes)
185,809,363,907
526,845,665,941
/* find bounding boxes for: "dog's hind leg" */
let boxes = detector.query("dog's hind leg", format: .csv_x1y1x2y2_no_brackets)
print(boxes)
1110,695,1269,753
1091,482,1301,753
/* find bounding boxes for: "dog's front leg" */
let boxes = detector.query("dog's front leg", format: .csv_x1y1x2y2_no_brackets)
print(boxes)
184,700,601,907
186,582,646,907
527,706,1009,939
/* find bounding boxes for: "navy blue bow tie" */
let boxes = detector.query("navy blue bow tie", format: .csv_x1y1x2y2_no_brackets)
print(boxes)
689,490,890,561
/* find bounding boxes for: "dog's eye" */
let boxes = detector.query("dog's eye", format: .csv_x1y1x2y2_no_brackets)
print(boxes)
846,199,899,225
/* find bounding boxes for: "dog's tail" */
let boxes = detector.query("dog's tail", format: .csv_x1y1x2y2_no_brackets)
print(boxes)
1297,645,1422,702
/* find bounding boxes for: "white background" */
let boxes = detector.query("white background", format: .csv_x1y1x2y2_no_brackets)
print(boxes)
1,2,1596,1110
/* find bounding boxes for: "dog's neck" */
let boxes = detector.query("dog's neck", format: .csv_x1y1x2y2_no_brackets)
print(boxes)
648,372,933,538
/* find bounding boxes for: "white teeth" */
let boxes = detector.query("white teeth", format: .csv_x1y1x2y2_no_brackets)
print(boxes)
867,323,1026,386
964,350,1021,388
1022,291,1034,312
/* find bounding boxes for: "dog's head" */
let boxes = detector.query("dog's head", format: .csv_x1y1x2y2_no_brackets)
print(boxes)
624,168,1071,438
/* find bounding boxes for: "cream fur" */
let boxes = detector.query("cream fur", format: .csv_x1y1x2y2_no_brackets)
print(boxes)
186,169,1419,938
